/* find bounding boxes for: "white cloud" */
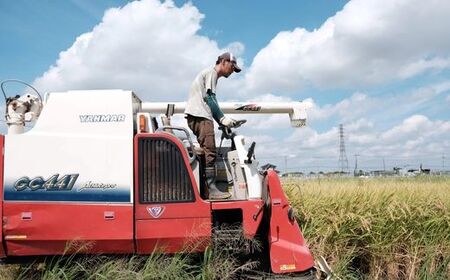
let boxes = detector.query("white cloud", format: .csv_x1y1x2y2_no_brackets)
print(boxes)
245,0,450,94
346,119,376,145
368,115,450,157
399,57,450,78
308,92,379,123
304,81,450,128
381,115,431,143
286,126,338,150
357,114,448,157
33,0,244,101
433,81,450,95
244,114,292,130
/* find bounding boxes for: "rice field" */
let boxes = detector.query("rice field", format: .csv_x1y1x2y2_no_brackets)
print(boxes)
1,175,449,279
285,175,450,279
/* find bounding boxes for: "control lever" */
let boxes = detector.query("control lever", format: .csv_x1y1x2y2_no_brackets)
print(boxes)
233,119,246,128
218,119,247,140
244,142,256,164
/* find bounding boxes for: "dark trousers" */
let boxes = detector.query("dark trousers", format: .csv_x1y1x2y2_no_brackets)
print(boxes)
186,115,216,167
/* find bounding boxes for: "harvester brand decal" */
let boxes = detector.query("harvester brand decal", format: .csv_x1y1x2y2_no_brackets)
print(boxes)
6,175,130,202
14,174,79,191
78,181,117,192
235,104,261,111
147,206,165,218
79,114,126,122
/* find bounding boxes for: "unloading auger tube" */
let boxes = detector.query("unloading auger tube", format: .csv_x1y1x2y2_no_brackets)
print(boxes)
141,101,309,127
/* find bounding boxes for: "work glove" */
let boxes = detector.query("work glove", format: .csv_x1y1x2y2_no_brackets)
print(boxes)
220,116,237,127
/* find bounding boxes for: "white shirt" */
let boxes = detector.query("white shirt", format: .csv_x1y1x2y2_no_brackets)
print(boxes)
184,67,218,120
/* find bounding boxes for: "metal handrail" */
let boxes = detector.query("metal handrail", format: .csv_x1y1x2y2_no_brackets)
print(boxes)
156,126,196,164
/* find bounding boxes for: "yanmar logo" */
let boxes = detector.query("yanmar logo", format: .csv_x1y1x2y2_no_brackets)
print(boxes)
79,114,126,123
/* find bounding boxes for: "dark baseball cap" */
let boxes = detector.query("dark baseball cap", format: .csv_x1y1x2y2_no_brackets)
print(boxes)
218,52,241,73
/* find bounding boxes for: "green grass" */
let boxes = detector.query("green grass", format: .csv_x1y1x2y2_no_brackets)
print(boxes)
0,229,259,280
1,176,449,279
1,249,255,280
285,175,450,279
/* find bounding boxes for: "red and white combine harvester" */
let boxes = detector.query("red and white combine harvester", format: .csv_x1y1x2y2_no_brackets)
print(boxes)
0,80,334,279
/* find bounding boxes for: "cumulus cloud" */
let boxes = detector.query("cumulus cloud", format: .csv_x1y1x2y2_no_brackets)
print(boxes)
371,115,450,156
33,0,244,101
308,92,380,123
245,0,450,94
302,81,450,127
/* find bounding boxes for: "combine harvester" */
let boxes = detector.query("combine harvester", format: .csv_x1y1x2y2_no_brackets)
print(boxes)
0,80,336,279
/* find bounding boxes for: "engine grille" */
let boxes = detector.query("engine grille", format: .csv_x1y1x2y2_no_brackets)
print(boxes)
139,138,195,203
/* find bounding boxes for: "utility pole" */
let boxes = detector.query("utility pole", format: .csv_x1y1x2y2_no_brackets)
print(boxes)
443,154,446,172
284,156,288,173
383,157,386,172
354,154,359,176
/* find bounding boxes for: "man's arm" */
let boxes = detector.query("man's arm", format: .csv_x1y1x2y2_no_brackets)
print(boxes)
205,89,224,123
205,89,236,127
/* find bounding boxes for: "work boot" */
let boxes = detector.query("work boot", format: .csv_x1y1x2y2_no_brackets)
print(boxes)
205,166,231,200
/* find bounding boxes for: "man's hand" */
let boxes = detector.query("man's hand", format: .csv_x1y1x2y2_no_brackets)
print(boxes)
220,116,237,127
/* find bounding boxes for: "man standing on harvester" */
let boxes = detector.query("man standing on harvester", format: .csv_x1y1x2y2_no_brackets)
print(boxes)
185,52,241,200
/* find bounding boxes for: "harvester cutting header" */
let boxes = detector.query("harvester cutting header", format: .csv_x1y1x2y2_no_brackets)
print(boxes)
0,79,334,279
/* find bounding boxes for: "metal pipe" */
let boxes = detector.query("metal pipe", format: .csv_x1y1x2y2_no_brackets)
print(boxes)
141,101,309,127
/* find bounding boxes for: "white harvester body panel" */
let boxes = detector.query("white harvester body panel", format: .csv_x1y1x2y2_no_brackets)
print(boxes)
3,90,139,203
233,135,262,199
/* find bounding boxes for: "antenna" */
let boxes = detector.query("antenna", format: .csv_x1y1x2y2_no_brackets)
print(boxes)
338,124,349,173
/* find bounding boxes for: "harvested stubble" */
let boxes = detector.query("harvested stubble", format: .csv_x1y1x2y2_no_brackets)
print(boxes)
284,176,450,280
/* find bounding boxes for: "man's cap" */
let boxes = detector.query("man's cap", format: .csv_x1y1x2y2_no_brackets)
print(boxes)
218,52,241,73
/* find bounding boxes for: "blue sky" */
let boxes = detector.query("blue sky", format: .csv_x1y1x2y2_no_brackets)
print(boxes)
1,0,450,173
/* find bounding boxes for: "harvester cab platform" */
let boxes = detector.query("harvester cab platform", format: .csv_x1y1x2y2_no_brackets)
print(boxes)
0,80,336,279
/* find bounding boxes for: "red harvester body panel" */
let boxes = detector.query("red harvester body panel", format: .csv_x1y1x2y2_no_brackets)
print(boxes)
267,170,315,273
3,203,134,256
134,133,211,254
